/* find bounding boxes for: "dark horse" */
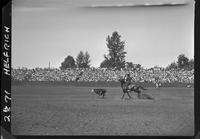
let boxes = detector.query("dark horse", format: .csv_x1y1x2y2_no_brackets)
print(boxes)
118,78,147,99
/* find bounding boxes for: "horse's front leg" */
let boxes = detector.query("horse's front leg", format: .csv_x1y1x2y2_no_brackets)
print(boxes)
127,91,132,99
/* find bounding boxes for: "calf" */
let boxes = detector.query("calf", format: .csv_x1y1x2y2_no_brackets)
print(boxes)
91,89,107,98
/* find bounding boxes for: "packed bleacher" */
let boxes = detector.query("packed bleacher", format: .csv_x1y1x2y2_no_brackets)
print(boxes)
11,67,194,84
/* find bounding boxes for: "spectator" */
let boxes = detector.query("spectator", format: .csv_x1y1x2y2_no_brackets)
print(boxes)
11,67,194,83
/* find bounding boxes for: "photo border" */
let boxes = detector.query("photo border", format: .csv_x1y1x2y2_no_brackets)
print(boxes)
1,0,199,138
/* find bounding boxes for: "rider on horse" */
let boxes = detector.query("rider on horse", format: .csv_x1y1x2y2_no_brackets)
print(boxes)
124,73,134,91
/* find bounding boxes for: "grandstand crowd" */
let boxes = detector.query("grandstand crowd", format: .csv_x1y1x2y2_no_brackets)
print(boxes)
11,67,194,84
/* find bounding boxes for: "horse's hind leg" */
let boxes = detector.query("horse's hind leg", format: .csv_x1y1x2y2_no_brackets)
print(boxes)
121,93,125,99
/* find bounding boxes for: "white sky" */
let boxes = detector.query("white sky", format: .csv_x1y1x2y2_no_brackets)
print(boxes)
12,0,194,69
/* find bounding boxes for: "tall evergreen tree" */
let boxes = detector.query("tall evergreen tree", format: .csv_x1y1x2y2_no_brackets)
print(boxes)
76,51,84,68
83,51,91,68
100,31,127,69
76,51,91,68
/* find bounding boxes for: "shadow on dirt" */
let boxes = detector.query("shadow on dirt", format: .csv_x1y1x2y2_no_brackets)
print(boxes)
139,93,154,100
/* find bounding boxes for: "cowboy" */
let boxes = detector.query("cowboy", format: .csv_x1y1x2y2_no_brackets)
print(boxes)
124,73,134,91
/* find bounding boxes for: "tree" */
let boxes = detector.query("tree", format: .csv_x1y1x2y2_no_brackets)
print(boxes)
100,55,114,68
177,54,189,69
125,62,142,69
83,51,91,68
60,55,76,70
187,58,194,70
166,61,178,70
126,62,134,68
76,51,84,68
76,51,91,68
100,31,127,69
135,64,142,69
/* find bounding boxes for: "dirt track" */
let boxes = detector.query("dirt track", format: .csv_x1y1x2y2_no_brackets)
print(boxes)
11,86,194,135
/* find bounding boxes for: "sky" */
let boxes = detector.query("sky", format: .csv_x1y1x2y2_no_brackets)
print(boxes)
12,0,194,69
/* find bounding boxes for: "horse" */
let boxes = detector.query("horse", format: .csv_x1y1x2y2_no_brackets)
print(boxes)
118,78,147,99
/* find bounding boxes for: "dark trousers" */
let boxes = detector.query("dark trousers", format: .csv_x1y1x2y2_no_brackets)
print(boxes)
125,82,131,90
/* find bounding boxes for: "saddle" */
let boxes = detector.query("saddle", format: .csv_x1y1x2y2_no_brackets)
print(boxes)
125,83,136,91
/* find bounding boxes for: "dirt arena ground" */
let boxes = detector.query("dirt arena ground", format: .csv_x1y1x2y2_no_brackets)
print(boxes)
11,85,194,136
